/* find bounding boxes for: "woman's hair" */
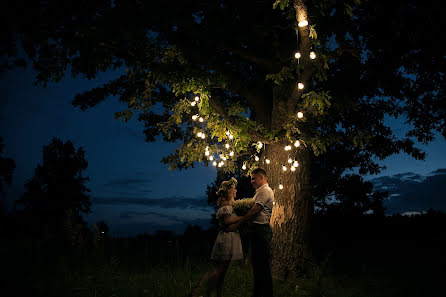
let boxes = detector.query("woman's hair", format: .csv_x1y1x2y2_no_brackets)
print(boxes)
216,177,237,207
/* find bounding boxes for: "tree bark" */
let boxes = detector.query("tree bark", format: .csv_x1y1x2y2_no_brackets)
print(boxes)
261,141,313,279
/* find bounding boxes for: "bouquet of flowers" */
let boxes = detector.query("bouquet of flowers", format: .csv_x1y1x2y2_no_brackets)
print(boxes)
232,197,255,217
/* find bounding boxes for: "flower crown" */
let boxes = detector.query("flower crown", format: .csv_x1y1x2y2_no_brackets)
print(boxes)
216,177,238,197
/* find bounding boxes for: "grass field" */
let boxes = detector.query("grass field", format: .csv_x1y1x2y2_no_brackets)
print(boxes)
1,213,445,297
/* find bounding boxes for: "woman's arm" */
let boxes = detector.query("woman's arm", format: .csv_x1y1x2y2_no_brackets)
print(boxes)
223,215,240,225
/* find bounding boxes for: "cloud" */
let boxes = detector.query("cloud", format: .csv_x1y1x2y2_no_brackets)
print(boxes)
92,195,212,210
371,169,446,214
103,178,152,187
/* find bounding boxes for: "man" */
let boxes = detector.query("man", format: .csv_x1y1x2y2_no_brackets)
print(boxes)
238,167,274,297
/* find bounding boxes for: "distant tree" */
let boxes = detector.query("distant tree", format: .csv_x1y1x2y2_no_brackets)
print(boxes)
0,137,15,219
0,137,15,196
316,174,387,217
3,0,444,276
16,137,91,239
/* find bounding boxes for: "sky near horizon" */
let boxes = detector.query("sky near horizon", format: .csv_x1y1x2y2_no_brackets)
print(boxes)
1,68,445,236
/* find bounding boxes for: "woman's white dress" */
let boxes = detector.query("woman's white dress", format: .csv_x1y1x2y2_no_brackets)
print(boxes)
210,205,243,261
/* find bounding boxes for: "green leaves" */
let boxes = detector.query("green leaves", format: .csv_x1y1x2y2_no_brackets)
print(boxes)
300,91,332,115
266,66,294,86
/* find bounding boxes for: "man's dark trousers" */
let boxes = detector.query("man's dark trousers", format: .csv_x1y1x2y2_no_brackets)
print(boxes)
249,223,273,297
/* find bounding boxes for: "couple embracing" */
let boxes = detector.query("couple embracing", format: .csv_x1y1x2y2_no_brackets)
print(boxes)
194,168,274,297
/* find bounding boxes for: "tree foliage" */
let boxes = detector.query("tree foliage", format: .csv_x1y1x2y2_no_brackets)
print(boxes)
16,137,91,238
1,0,443,177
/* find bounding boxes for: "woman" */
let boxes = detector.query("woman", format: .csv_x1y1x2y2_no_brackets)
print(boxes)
193,177,243,297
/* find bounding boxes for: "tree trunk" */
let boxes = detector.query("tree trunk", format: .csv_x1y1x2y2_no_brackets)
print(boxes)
261,137,313,279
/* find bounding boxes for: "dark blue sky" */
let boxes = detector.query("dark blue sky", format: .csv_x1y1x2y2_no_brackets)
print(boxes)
1,68,445,236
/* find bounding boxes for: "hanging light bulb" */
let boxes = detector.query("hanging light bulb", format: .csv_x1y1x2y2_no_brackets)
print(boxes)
242,162,247,170
205,150,210,156
229,151,234,157
191,101,197,106
293,160,299,167
294,52,301,59
282,164,287,171
298,82,304,90
192,114,198,121
194,96,200,102
288,154,293,164
294,140,300,147
309,51,316,59
279,183,284,190
201,133,206,139
291,166,296,172
229,134,234,139
222,156,227,161
257,142,263,149
209,156,214,161
212,161,217,166
298,20,308,27
197,132,202,138
218,161,224,167
255,155,259,162
199,117,204,122
226,130,230,135
297,111,304,118
265,158,271,164
284,145,292,151
225,143,230,149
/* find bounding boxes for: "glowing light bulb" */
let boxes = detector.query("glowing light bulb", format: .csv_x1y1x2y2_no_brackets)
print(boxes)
257,142,263,149
197,132,202,138
294,140,300,147
218,161,224,167
291,166,296,172
225,143,230,149
194,96,200,102
191,101,196,106
288,155,293,163
255,155,259,161
226,130,230,135
229,134,234,139
192,115,198,121
199,117,204,122
279,184,284,190
293,160,299,167
265,159,270,164
229,151,234,157
285,145,292,151
309,51,316,59
297,111,304,118
205,151,210,156
222,156,227,161
242,163,247,170
298,20,308,27
212,161,217,166
201,133,206,139
294,52,301,59
282,165,287,171
209,156,214,161
298,82,304,90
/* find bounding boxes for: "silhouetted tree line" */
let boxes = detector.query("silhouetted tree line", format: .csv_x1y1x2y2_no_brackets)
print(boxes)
1,135,445,268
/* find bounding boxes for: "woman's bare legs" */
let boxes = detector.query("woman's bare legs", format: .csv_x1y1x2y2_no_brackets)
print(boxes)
206,260,231,297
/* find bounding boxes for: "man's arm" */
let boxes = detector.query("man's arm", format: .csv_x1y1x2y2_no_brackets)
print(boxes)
242,203,263,223
225,203,263,232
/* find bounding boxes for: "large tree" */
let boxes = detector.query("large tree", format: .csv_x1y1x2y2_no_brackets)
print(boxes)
2,0,444,276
